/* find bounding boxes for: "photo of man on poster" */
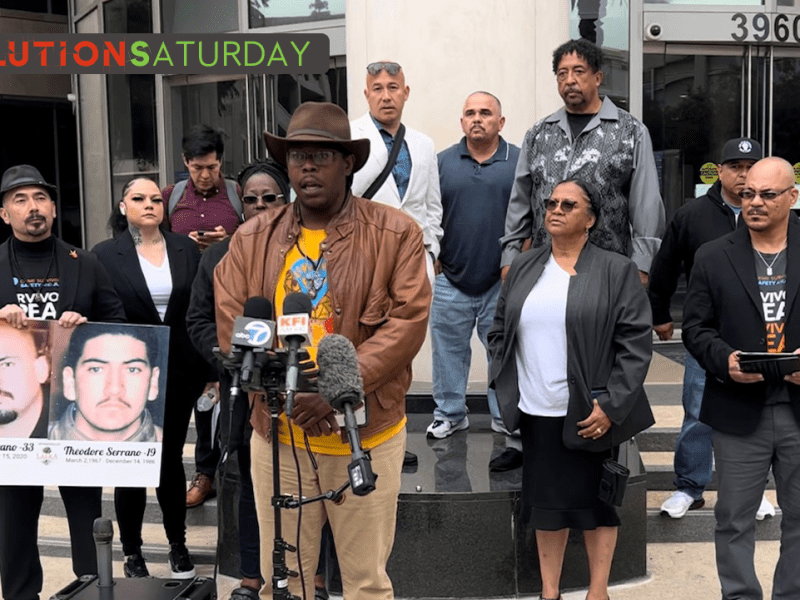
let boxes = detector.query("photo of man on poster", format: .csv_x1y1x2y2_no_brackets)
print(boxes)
49,323,166,443
0,321,50,439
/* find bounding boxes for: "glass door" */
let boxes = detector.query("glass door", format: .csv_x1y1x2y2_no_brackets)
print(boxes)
163,75,249,186
643,43,800,221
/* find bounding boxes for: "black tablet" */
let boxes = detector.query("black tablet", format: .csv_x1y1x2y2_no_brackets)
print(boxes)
738,352,800,377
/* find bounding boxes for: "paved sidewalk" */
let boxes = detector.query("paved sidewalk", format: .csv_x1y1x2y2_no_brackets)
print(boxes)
39,540,781,599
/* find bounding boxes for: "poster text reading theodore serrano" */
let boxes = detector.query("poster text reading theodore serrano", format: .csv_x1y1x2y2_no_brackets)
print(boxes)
0,34,329,74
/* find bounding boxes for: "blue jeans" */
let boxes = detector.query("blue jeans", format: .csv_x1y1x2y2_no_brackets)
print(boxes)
430,274,501,423
673,352,712,500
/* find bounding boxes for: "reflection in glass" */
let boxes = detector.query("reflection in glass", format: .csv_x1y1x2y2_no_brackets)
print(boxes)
270,69,347,138
642,53,743,221
249,75,267,159
169,81,247,184
569,0,629,110
107,75,160,202
161,0,237,33
249,0,344,28
104,0,158,204
772,57,800,167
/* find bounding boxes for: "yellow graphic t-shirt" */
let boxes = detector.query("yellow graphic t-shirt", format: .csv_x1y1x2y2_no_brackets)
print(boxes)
274,227,404,455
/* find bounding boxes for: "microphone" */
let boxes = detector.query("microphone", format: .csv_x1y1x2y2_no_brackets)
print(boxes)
278,292,312,418
92,517,114,589
229,297,276,393
317,334,377,496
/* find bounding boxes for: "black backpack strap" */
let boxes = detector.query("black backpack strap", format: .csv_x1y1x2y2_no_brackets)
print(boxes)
362,124,406,200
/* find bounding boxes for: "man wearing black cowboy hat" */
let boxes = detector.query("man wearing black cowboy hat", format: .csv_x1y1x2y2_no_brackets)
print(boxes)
0,164,124,600
214,102,431,600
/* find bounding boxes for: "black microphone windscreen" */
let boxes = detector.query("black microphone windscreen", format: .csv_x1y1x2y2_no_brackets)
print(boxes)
283,292,313,316
317,334,363,411
244,296,273,319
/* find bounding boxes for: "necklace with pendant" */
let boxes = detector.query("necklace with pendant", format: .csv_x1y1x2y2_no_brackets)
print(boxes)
295,235,325,299
755,239,786,276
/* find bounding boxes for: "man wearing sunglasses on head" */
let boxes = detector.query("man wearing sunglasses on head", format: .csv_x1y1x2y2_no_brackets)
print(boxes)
683,156,800,600
351,60,443,285
648,137,777,521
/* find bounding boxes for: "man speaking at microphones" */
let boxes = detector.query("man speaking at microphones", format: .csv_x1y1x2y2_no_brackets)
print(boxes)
214,102,431,600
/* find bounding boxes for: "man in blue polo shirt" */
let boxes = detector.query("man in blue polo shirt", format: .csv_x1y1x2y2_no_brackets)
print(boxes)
428,92,522,470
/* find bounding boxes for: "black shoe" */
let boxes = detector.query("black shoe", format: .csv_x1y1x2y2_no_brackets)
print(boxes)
123,552,149,578
168,543,196,579
489,448,523,472
403,451,418,467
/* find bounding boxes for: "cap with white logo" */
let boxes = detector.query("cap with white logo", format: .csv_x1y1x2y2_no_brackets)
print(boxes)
720,137,763,164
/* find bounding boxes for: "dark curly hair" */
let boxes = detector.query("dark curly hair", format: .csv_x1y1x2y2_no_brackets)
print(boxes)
552,38,603,74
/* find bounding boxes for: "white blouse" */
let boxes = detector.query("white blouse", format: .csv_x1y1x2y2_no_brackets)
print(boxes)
137,251,172,321
514,253,571,417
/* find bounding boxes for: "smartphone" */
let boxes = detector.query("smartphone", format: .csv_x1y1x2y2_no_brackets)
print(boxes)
197,230,205,236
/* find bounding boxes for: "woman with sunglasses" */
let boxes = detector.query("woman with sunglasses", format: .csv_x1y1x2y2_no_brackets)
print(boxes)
186,158,289,600
488,178,654,600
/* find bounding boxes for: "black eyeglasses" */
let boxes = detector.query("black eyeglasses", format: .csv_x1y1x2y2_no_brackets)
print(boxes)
242,193,284,205
738,186,795,201
544,198,580,213
287,150,338,167
367,61,402,76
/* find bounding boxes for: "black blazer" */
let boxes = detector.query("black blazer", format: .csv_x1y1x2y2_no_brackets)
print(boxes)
683,217,800,435
91,230,209,382
0,237,124,322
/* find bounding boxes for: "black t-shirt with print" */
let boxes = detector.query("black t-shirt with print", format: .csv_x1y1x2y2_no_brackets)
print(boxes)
754,248,790,404
10,237,60,320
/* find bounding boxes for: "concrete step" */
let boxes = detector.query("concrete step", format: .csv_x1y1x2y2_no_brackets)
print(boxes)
41,482,222,529
646,490,782,543
640,451,776,492
37,515,217,565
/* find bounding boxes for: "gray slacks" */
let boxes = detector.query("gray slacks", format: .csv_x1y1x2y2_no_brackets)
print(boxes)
713,404,800,600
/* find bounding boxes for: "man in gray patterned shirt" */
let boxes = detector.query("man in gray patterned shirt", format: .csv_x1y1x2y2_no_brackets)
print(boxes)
501,39,665,286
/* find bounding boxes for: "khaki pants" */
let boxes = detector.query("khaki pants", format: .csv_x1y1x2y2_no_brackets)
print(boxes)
251,428,406,600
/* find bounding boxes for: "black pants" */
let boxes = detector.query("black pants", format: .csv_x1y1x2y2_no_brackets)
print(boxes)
193,406,220,478
116,374,202,554
0,485,101,600
217,371,260,579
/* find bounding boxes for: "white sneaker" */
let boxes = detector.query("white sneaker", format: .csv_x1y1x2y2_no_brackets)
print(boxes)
756,495,776,520
426,416,469,439
491,419,509,435
660,490,704,519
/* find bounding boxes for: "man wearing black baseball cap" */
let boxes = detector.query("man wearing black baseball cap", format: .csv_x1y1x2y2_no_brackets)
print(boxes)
0,165,124,600
648,138,775,520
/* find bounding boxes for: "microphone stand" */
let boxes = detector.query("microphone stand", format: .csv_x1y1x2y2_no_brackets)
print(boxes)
265,384,300,600
261,359,354,600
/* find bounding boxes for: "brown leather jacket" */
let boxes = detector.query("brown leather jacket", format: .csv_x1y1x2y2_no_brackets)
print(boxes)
214,193,431,441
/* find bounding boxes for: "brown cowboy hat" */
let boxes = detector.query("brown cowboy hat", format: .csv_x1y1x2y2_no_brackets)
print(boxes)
264,102,370,172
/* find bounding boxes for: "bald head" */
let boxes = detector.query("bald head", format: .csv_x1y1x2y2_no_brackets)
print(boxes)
747,156,795,186
464,91,502,115
742,156,798,235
